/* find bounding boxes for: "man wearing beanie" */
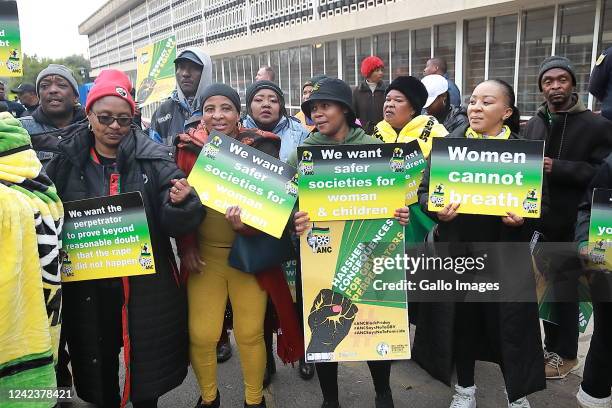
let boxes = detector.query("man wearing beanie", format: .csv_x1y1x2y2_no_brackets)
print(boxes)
243,80,308,163
353,55,386,134
522,55,612,381
19,63,85,168
149,47,213,146
0,81,25,117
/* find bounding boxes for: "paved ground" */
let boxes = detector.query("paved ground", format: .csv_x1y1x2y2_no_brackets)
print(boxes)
63,320,592,408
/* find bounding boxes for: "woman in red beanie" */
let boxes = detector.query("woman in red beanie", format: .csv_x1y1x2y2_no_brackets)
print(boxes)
46,69,205,408
353,55,386,134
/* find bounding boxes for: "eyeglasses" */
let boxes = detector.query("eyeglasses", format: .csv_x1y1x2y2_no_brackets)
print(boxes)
93,113,132,127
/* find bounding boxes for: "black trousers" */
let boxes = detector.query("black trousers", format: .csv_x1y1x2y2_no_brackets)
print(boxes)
95,282,158,408
543,302,579,359
581,302,612,399
315,360,391,402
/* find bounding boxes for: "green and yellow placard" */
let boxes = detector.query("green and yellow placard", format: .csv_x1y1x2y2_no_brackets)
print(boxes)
187,130,298,238
0,1,21,77
300,219,410,363
403,140,426,206
135,36,177,106
428,138,544,218
297,144,407,221
587,188,612,269
60,192,156,282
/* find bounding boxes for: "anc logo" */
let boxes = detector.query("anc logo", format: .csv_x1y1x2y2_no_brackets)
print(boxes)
203,135,223,159
138,243,154,270
430,183,445,207
376,342,390,357
299,150,314,175
116,87,128,98
522,189,539,213
307,224,332,254
285,173,299,197
589,239,608,265
389,147,405,172
60,251,74,277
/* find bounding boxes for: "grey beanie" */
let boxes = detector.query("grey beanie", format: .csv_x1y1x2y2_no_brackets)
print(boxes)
538,56,576,91
200,83,241,113
36,64,79,97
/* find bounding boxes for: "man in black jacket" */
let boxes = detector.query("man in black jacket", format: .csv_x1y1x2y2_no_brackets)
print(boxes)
588,46,612,121
522,55,612,380
0,81,25,117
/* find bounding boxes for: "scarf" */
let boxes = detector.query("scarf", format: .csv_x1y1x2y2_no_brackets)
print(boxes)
465,125,512,140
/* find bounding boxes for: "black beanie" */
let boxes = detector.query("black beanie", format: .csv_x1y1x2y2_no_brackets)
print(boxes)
246,80,287,116
200,83,241,113
538,56,576,91
301,77,356,124
386,76,428,115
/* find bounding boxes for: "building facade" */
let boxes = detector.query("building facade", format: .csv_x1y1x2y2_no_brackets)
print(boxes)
80,0,612,118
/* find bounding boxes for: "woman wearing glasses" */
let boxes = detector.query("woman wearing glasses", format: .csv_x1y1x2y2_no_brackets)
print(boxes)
46,69,205,408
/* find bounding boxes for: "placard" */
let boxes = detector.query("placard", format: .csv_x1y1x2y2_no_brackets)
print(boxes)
428,138,544,218
300,219,410,363
61,192,156,282
587,188,612,269
297,144,407,221
136,36,177,106
188,130,298,238
0,1,21,77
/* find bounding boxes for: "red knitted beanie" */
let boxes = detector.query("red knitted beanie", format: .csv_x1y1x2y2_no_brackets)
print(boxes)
85,69,135,115
360,56,384,78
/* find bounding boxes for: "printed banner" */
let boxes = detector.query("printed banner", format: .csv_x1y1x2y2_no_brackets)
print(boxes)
60,192,156,282
0,1,21,77
300,219,410,363
587,188,612,269
187,130,298,238
135,36,177,106
404,141,426,206
297,144,407,221
282,259,297,302
428,138,544,218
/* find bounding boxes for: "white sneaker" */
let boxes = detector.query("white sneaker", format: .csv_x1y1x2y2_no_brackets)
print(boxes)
576,385,612,408
449,384,477,408
504,389,530,408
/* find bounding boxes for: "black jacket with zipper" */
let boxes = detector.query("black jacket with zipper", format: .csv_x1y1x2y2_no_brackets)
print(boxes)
352,80,386,135
521,96,612,241
46,123,205,404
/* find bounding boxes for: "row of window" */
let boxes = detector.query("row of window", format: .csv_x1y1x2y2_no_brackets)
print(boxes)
209,0,612,117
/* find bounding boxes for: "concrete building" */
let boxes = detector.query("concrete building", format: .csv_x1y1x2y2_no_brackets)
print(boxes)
80,0,612,118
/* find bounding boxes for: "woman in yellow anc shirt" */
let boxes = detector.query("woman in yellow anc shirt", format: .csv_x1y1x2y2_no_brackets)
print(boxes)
372,76,448,243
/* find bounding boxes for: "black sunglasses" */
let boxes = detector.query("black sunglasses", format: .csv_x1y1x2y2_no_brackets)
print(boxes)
93,113,132,127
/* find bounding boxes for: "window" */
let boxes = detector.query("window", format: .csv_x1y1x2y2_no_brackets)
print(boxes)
463,18,486,99
270,50,280,83
489,14,517,87
245,55,255,84
342,38,356,85
412,28,431,78
434,23,456,80
600,0,612,50
300,45,312,92
391,30,410,77
374,33,390,82
556,1,596,106
517,7,555,116
312,43,325,77
325,40,338,77
279,49,290,104
223,58,231,84
356,36,372,82
289,47,300,106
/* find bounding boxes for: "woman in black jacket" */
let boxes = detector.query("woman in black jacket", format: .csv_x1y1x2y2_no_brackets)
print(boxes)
46,69,205,408
415,79,546,408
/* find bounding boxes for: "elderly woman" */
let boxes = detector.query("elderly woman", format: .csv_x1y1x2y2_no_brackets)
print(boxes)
175,84,300,408
46,69,204,408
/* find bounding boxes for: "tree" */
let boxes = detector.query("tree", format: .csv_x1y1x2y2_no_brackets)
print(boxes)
0,53,91,97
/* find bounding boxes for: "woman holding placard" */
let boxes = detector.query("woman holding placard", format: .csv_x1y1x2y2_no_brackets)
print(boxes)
174,84,301,408
415,79,545,408
290,77,410,408
46,69,205,408
372,76,448,244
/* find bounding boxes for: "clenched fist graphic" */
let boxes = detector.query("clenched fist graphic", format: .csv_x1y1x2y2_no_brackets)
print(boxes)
306,289,358,354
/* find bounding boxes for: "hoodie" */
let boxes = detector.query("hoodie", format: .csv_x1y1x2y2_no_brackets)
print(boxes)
521,94,612,240
149,47,213,146
243,115,309,163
